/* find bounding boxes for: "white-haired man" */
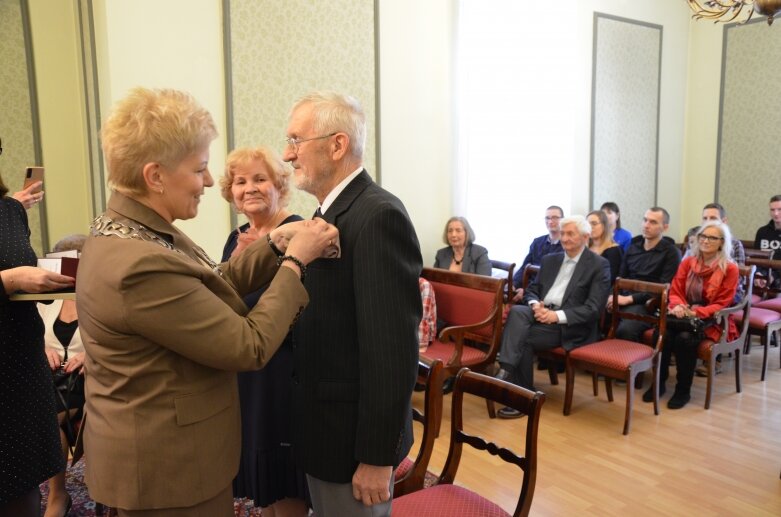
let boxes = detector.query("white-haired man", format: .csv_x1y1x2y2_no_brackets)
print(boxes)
283,92,422,515
496,215,611,418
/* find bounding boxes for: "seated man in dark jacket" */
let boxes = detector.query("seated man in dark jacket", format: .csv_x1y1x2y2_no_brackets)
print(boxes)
496,215,611,418
611,207,681,342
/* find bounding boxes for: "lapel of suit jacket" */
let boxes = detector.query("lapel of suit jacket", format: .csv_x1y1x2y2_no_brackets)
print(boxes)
320,169,373,224
561,248,592,305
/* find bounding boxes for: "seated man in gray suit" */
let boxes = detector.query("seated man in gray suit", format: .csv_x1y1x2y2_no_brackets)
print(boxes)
496,215,611,418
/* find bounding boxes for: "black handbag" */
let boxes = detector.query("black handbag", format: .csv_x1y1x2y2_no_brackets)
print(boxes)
665,315,707,339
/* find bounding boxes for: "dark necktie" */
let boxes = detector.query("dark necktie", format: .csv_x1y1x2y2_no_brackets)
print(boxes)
314,207,323,219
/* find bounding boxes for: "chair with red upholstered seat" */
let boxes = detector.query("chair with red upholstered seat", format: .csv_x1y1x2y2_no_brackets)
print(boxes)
392,369,545,517
738,258,781,380
394,359,444,497
697,265,755,408
564,278,668,435
419,267,505,418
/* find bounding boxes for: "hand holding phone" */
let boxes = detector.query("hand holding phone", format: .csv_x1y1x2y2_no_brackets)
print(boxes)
13,167,45,210
23,166,44,192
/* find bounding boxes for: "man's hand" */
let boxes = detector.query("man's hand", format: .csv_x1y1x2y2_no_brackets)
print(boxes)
607,294,633,311
352,463,392,506
511,288,524,303
533,306,559,324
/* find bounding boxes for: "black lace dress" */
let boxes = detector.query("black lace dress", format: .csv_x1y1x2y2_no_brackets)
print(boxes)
0,197,63,502
222,215,309,508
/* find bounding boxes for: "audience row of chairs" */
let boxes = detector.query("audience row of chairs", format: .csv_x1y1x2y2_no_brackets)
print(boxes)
399,248,781,513
418,253,781,435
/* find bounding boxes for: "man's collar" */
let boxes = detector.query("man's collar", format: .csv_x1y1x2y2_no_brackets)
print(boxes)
319,166,364,214
564,247,585,263
547,234,561,245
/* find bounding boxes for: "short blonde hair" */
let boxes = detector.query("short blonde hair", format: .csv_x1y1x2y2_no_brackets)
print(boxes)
219,147,291,207
101,87,217,196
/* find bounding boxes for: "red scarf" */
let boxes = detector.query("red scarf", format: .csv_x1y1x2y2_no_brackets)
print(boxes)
684,258,725,304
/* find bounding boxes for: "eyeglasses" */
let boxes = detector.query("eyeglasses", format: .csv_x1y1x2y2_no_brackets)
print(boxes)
545,216,561,221
698,234,723,242
284,132,336,152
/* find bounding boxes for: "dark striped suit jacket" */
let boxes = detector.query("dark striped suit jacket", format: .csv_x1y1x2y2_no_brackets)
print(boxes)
291,170,423,483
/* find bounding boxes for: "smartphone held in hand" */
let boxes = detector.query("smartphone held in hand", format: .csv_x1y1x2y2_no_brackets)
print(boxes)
23,166,44,192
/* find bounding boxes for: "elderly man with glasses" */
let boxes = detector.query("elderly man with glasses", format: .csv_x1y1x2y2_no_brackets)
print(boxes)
283,91,422,516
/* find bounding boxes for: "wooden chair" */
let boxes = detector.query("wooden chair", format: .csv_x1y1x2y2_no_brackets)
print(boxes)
744,248,772,260
740,239,757,252
739,258,781,380
490,259,516,303
697,265,755,409
564,278,668,435
419,268,505,418
392,369,545,517
395,359,445,497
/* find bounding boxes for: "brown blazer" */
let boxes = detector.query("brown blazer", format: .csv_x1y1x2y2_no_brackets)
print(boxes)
76,193,308,510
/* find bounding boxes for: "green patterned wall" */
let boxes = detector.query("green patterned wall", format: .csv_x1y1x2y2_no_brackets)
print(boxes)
717,21,781,240
227,0,377,219
0,0,43,253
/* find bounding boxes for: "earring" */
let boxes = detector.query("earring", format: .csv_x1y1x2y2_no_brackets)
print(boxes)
158,187,164,195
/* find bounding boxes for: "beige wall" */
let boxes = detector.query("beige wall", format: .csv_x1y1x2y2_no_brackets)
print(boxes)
27,0,92,251
377,0,455,264
22,0,759,259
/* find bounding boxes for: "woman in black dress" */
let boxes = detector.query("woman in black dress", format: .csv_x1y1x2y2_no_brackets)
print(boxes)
219,147,307,516
0,171,75,517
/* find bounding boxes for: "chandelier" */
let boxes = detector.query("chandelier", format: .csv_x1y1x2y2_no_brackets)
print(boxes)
687,0,781,25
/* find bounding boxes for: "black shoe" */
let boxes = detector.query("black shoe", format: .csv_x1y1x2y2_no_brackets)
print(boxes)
642,383,665,403
495,368,512,382
667,391,691,409
442,376,455,395
497,406,526,419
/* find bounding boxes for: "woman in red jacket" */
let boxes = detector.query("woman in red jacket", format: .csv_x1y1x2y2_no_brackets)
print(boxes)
643,220,739,409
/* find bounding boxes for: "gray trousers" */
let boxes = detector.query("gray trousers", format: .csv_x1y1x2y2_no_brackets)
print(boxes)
307,473,394,517
498,305,563,390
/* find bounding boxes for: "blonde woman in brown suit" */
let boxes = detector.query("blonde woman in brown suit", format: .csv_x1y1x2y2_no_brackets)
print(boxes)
76,87,338,517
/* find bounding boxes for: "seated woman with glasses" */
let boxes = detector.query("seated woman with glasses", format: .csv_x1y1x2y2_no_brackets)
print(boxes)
587,210,623,283
642,220,739,410
433,216,491,275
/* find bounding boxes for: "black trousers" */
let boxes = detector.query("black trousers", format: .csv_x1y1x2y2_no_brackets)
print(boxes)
660,329,699,395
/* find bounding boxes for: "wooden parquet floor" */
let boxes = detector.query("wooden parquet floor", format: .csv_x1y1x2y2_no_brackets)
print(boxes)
412,342,781,516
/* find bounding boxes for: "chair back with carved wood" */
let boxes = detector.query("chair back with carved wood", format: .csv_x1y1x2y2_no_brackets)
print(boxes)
394,359,444,496
392,368,545,517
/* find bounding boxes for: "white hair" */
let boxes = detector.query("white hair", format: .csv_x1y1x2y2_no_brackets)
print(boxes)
560,215,591,237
